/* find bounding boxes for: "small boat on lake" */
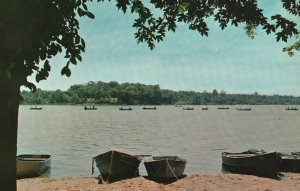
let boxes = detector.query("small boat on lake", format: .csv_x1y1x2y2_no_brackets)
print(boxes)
84,105,97,110
202,107,208,110
218,107,229,110
17,154,51,178
286,107,298,110
143,106,156,110
222,149,280,178
144,156,187,180
279,152,300,173
92,150,142,182
292,152,300,155
236,108,252,111
183,107,194,110
119,106,132,111
30,106,42,110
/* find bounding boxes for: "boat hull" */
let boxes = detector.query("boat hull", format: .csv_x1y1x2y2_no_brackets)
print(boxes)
144,156,187,179
17,154,51,178
222,151,280,178
280,153,300,173
93,150,141,182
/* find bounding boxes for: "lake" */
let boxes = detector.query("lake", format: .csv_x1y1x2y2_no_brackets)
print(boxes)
17,105,300,177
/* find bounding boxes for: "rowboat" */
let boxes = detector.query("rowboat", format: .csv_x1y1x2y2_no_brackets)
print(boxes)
202,107,208,110
30,106,42,110
143,106,156,110
236,108,252,111
92,150,142,182
286,107,298,110
222,149,280,178
119,106,132,111
183,107,194,110
218,107,229,109
17,154,51,178
144,156,187,180
279,152,300,173
84,105,97,110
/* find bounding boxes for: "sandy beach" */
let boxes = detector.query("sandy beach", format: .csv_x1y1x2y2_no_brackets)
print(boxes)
17,173,300,191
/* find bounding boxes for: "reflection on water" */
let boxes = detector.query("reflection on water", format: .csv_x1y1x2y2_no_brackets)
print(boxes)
17,105,300,177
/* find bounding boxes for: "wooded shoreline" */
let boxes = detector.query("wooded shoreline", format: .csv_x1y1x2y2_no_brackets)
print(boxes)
21,81,300,106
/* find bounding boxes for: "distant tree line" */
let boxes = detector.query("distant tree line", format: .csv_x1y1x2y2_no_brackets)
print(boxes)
20,81,300,105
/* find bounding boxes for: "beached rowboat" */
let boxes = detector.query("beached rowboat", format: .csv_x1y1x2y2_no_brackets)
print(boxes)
222,149,280,178
17,154,51,178
144,156,187,179
279,152,300,173
92,150,142,182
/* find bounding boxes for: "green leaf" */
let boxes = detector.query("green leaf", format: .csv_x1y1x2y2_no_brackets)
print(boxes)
70,57,77,65
77,7,85,17
77,54,82,62
61,66,71,77
82,3,88,10
86,11,95,19
44,60,51,71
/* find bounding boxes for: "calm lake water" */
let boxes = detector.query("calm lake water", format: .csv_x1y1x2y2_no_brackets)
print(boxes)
17,105,300,177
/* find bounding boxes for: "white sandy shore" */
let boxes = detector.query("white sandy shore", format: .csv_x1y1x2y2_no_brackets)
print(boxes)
17,173,300,191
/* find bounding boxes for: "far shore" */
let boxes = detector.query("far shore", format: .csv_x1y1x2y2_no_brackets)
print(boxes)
18,172,300,191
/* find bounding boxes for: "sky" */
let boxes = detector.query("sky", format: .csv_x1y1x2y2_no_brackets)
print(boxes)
27,1,300,96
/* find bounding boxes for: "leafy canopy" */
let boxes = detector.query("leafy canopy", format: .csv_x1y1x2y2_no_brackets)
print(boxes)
1,0,299,90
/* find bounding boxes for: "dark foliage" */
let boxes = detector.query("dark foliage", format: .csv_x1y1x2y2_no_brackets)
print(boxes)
21,81,300,105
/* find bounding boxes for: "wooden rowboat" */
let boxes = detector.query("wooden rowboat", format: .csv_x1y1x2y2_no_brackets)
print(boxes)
144,156,187,180
17,154,51,178
222,149,280,178
92,150,142,182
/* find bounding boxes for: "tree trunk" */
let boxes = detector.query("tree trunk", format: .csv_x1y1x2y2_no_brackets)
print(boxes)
0,52,20,191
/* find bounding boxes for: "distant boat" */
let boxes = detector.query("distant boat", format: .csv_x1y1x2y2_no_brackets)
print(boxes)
218,107,229,109
84,105,97,110
30,106,42,110
119,106,132,111
143,106,156,110
286,107,298,110
222,149,280,178
144,156,187,179
202,107,208,110
17,154,51,178
279,152,300,173
175,105,183,107
292,152,300,155
92,150,142,182
183,107,194,110
236,108,252,111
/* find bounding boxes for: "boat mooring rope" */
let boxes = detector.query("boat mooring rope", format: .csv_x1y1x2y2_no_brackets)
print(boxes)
165,159,179,180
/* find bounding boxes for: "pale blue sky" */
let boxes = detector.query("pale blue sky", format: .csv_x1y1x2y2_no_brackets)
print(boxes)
28,1,300,95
